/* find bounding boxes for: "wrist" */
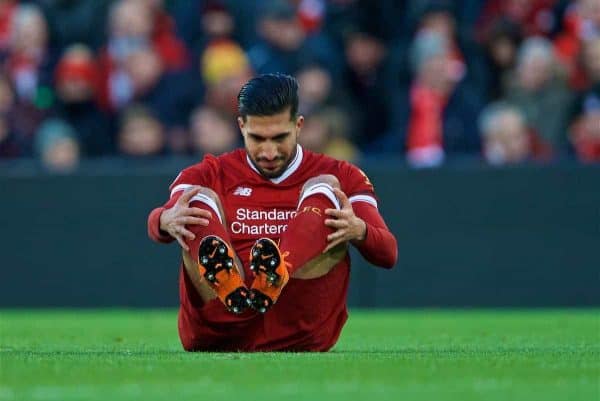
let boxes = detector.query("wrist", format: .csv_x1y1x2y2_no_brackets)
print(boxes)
158,208,170,235
353,219,367,243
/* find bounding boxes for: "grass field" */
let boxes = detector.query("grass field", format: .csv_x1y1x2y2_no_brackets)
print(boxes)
0,309,598,401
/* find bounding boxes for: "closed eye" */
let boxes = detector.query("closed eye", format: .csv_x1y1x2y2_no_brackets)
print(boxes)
248,132,290,142
272,133,290,142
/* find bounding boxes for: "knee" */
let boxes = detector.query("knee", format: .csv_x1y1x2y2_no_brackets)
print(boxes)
190,186,225,222
299,175,342,211
195,187,223,209
301,174,340,194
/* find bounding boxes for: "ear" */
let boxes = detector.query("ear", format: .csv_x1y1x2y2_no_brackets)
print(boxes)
295,115,304,130
237,116,245,135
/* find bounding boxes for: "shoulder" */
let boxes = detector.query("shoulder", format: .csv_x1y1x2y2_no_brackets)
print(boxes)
178,150,245,178
217,148,247,168
168,152,236,192
303,149,375,195
302,148,340,172
177,155,218,179
338,161,374,191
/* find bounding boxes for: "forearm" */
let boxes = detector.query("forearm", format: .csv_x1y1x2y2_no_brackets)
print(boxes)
352,203,398,268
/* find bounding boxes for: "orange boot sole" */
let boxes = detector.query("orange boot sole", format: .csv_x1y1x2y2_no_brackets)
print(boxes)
198,235,250,314
248,238,290,313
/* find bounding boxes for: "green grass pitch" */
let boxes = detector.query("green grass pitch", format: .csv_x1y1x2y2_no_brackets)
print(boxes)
0,309,598,401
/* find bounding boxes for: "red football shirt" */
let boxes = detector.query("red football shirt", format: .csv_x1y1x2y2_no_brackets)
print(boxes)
148,145,397,351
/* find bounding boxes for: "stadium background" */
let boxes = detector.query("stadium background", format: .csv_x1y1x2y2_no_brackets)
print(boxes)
0,0,598,307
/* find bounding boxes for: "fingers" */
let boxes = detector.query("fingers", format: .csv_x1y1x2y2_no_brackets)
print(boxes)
324,218,348,229
333,188,351,209
180,216,210,226
324,208,343,217
174,235,190,252
324,189,351,216
323,237,345,253
327,229,346,243
189,208,212,218
179,226,195,241
178,187,202,204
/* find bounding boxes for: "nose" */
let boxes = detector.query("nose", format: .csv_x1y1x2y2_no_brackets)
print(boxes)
260,142,278,160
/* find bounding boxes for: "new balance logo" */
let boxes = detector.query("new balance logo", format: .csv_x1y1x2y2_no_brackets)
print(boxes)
233,187,252,196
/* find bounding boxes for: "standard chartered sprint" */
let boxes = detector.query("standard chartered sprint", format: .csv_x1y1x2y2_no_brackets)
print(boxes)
231,208,297,235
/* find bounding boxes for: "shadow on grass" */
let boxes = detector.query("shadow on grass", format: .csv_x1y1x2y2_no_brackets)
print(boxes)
1,346,590,358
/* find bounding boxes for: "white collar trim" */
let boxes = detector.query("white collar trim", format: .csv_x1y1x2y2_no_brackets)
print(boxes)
246,145,303,184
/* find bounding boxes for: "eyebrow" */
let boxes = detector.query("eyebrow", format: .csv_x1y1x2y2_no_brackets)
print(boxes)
248,132,290,141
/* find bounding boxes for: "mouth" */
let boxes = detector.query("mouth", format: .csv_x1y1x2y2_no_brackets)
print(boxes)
259,160,281,171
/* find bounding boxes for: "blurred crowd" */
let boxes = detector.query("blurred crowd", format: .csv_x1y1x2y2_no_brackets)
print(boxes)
0,0,598,172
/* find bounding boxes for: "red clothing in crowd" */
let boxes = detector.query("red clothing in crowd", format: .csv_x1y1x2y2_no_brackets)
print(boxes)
0,0,16,51
406,83,448,158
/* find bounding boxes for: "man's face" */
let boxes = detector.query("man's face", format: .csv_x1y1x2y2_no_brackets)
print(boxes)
238,109,303,178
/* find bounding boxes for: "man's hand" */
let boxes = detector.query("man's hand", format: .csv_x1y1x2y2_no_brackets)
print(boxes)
160,187,212,251
323,188,366,253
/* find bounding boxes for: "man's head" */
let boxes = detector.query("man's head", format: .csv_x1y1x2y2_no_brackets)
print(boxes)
410,30,457,93
479,101,530,165
516,36,555,91
237,73,303,178
55,44,98,104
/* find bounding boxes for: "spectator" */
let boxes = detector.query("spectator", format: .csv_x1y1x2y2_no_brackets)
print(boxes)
569,38,600,162
96,0,188,113
53,44,113,156
297,0,326,35
202,39,252,119
477,0,560,38
579,36,600,88
325,0,404,43
417,1,465,69
505,36,573,150
479,101,551,165
481,18,523,100
4,3,55,104
554,0,600,90
297,63,331,115
34,118,80,173
296,62,350,117
188,105,239,156
96,0,155,111
117,104,165,157
403,30,482,167
299,107,359,162
0,0,17,55
0,72,19,157
569,86,600,163
122,45,164,104
40,0,110,51
1,4,57,156
247,0,318,75
342,29,390,145
0,0,596,165
139,0,189,71
191,0,236,55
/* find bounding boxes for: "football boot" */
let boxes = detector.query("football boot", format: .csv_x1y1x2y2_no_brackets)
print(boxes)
198,235,249,314
248,238,290,313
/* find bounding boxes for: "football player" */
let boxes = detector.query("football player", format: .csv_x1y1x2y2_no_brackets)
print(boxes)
148,74,397,351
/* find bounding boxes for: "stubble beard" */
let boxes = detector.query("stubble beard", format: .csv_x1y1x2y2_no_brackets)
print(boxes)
249,145,297,179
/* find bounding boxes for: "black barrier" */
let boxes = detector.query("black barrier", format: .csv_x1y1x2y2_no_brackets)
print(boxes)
0,161,598,307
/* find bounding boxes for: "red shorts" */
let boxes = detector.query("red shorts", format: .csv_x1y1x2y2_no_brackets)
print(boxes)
177,263,349,352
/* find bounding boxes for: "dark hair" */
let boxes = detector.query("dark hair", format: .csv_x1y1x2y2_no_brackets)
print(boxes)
237,73,299,121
